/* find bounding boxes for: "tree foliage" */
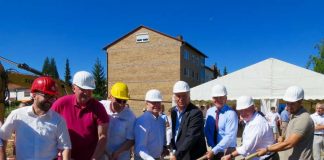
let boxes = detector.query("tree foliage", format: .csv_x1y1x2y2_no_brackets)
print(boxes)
50,58,59,79
92,58,107,100
42,57,59,78
42,57,50,75
212,63,221,79
64,59,72,86
306,40,324,74
223,66,228,76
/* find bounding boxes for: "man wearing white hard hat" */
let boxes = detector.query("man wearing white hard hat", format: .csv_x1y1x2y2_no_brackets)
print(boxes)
134,89,168,160
204,84,238,160
222,96,278,160
99,82,136,160
52,71,109,160
257,86,314,160
170,81,206,160
310,102,324,160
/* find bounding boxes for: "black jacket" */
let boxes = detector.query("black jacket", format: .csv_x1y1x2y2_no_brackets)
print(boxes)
171,103,207,160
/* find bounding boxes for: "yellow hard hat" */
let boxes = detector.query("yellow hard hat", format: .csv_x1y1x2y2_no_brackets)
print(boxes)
110,82,130,100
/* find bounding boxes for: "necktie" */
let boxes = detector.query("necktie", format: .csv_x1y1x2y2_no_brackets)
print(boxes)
214,109,220,144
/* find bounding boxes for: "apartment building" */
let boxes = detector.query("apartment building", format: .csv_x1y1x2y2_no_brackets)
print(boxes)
103,25,208,115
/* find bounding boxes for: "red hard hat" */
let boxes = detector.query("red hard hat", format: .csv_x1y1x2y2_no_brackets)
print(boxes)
31,76,58,95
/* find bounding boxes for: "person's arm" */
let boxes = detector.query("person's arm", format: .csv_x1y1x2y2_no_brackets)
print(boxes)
222,150,238,160
91,123,108,159
211,111,238,154
61,149,71,160
204,110,215,147
258,133,302,156
112,112,136,159
134,118,155,160
112,139,134,159
315,124,324,131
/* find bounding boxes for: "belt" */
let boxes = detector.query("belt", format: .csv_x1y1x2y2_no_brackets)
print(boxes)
314,134,324,136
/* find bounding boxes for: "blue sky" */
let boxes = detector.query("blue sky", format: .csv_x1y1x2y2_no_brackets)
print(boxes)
1,0,323,79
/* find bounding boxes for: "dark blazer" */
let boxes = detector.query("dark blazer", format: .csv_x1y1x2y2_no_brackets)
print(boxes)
171,103,207,160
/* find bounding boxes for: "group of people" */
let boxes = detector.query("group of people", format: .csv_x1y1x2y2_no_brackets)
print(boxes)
0,70,322,160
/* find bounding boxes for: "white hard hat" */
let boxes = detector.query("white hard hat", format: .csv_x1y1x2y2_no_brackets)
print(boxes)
283,86,304,102
145,89,163,102
212,84,227,97
173,81,190,93
236,96,254,110
73,71,96,90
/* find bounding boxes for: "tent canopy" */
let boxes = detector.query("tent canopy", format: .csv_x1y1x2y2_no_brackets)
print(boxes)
191,58,324,101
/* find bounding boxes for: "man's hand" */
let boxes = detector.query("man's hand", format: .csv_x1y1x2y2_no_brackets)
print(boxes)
206,150,215,160
221,154,231,160
170,154,177,160
161,148,169,157
256,148,267,157
277,136,284,142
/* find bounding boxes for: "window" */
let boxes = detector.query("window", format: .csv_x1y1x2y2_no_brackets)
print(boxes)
183,50,189,60
200,57,205,66
24,91,30,97
183,68,188,76
191,70,195,78
200,69,205,82
136,33,149,43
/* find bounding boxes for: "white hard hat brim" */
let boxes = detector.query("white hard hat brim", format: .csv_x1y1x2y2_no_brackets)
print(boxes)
75,84,95,90
283,97,302,102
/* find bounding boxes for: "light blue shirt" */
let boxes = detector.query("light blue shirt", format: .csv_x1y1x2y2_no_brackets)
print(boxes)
174,106,186,141
101,100,136,160
134,111,166,159
204,105,238,154
280,109,290,122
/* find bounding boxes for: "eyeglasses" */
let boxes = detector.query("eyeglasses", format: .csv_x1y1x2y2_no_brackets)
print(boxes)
35,92,57,100
115,98,127,104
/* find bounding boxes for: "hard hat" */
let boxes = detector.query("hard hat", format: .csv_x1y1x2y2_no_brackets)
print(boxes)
111,82,130,100
145,89,163,102
211,84,227,97
283,86,304,102
31,76,58,95
173,81,190,93
236,96,254,110
72,71,95,90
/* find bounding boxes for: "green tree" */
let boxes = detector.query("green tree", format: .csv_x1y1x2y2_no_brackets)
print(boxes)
92,58,107,100
50,58,59,79
307,40,324,74
64,59,72,86
42,57,59,78
212,63,221,79
42,57,50,75
223,66,228,76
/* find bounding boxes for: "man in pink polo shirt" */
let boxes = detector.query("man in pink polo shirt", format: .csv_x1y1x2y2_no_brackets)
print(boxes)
52,71,109,160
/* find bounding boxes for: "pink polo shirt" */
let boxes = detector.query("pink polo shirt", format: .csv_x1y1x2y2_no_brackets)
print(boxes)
52,95,109,160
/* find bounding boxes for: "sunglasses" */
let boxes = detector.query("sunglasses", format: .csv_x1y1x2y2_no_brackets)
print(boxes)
35,92,57,100
115,98,127,104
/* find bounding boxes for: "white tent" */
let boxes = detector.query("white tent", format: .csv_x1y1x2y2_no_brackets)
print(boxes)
190,58,324,113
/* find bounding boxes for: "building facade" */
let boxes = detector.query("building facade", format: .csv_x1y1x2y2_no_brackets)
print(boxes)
103,26,208,115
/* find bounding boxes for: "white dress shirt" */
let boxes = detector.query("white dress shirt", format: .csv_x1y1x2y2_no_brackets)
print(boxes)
237,112,275,160
311,112,324,134
135,111,166,160
266,112,280,127
0,106,71,160
101,100,136,160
